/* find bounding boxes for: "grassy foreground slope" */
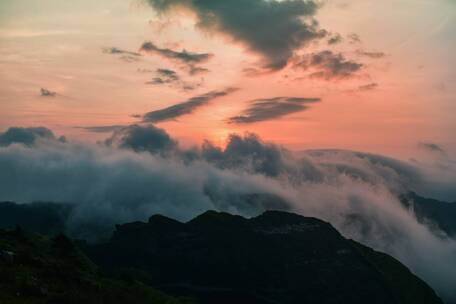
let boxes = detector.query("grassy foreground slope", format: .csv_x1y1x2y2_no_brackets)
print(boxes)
0,228,195,304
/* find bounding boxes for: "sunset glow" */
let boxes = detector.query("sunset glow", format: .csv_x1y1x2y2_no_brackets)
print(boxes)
1,0,454,159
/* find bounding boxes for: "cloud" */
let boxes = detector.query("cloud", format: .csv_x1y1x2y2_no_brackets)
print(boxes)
419,142,446,155
140,41,212,64
229,97,321,124
119,55,141,63
144,68,203,91
156,68,179,80
293,50,363,80
356,50,386,59
102,47,142,63
140,41,212,75
201,133,290,177
189,66,209,75
1,127,456,301
146,68,180,85
145,0,327,71
142,88,238,123
347,33,361,44
40,88,56,97
147,78,168,85
106,124,177,155
102,47,141,57
0,127,57,146
327,33,343,45
358,83,378,91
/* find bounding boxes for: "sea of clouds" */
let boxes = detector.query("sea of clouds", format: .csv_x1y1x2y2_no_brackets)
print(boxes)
0,125,455,301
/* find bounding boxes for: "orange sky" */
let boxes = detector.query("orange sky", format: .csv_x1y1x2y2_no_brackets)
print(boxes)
0,0,455,159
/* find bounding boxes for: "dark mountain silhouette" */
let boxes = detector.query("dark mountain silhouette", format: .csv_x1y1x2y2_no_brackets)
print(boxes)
0,228,195,304
0,201,449,303
85,210,442,304
0,202,72,236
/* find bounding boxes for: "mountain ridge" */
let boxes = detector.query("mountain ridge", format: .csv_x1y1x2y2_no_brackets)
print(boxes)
86,210,443,304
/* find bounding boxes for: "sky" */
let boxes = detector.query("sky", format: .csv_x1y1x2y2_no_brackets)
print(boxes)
0,0,455,159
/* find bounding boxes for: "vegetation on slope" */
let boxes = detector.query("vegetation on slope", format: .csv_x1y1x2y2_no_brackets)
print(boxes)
0,228,195,304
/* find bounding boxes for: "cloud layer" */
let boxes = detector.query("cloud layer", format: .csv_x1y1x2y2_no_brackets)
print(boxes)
229,97,321,124
1,125,456,301
146,0,326,71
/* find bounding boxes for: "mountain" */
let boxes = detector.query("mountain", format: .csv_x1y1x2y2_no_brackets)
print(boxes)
0,201,446,303
401,192,456,237
0,202,72,236
0,228,195,304
85,210,442,304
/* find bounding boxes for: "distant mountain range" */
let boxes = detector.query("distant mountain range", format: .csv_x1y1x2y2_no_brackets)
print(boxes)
400,192,456,237
1,192,455,239
85,210,442,304
1,206,445,303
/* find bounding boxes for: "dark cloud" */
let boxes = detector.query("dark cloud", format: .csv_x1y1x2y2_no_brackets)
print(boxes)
358,83,378,91
229,97,321,124
40,88,56,97
201,133,290,177
146,0,327,71
0,127,56,146
144,68,203,91
156,68,179,80
140,41,213,65
356,50,386,59
106,124,177,155
294,50,363,80
140,41,212,75
105,125,293,178
102,47,141,57
327,33,343,45
419,142,446,155
142,88,238,123
102,47,142,63
146,68,180,85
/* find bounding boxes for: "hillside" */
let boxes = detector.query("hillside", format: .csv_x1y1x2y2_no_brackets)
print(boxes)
85,210,443,304
0,228,195,304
